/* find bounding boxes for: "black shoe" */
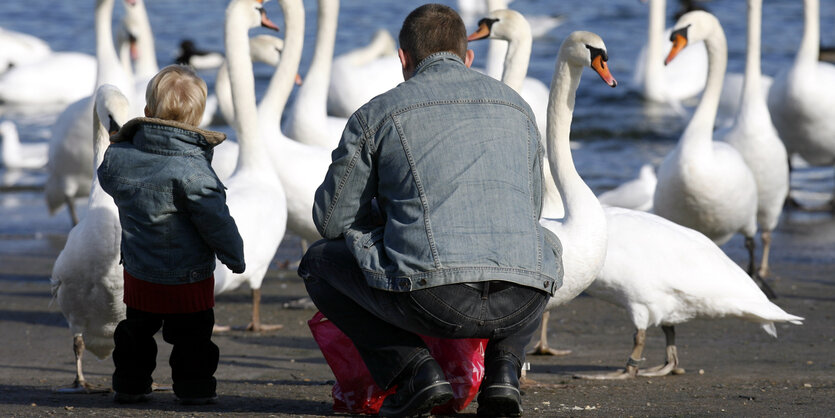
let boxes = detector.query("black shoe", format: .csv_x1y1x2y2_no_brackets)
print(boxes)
378,355,454,417
113,391,151,404
477,356,522,417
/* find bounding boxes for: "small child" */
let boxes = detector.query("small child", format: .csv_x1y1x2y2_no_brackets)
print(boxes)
98,64,245,405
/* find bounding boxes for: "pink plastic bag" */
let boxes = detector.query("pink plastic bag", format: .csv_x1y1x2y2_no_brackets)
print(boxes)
308,311,487,415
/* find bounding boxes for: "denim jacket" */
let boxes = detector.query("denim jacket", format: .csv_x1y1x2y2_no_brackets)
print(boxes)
313,52,563,295
98,117,245,285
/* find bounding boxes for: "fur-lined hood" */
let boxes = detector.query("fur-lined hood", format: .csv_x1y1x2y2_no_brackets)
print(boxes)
110,117,226,146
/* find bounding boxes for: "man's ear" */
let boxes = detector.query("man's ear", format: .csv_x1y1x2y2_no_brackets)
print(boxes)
464,49,474,68
398,48,413,81
144,105,152,118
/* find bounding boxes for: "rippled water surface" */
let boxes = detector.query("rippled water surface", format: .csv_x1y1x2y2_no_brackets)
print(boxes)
1,0,834,247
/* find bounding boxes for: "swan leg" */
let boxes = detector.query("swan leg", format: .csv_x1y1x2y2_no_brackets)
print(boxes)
574,328,645,380
66,196,79,227
744,236,757,276
638,325,685,377
745,237,777,299
526,310,572,356
245,288,283,332
53,335,109,393
758,230,772,278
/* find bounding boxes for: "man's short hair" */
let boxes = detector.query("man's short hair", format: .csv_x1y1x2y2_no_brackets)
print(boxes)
145,64,207,127
399,3,468,65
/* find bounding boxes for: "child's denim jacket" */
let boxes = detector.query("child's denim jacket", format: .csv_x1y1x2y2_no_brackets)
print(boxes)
98,117,245,284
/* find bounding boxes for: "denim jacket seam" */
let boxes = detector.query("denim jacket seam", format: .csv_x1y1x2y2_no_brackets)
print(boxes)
320,127,371,235
527,119,543,273
360,266,557,281
102,173,172,193
390,98,531,120
392,114,442,268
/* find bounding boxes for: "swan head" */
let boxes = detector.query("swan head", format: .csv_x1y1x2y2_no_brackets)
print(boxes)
466,9,530,43
665,10,718,65
226,0,280,32
94,85,131,136
249,34,284,66
0,120,16,139
560,31,617,87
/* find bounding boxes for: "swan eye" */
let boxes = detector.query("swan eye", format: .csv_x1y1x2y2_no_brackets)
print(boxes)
585,45,608,62
476,18,500,31
108,116,121,135
670,25,690,43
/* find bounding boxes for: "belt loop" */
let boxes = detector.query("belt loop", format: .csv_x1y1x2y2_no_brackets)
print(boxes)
481,281,490,300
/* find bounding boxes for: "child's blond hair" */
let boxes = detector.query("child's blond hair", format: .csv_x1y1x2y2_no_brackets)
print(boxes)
144,64,207,127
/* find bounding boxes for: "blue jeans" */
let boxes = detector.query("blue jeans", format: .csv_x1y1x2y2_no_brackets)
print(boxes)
299,239,548,389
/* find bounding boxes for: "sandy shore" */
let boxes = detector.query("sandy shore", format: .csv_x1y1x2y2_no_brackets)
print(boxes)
0,205,834,417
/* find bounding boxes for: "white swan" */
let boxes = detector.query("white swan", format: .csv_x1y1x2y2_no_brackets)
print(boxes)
326,28,402,118
283,0,348,150
472,0,549,139
121,0,159,118
215,35,286,128
458,0,561,39
597,163,657,212
213,0,287,332
256,0,330,245
632,0,708,104
767,0,835,177
716,0,788,279
467,9,532,95
45,0,135,226
0,120,48,170
716,72,773,130
50,84,131,393
528,31,616,356
212,35,287,182
575,206,804,379
0,51,97,106
653,11,774,296
0,26,52,73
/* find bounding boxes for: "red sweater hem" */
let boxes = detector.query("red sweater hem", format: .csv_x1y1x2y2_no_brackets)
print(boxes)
123,270,215,314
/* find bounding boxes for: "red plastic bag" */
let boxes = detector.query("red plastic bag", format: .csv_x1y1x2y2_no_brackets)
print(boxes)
308,311,487,415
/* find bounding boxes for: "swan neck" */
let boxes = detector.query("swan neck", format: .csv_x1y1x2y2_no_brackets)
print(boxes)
741,0,764,106
303,0,338,98
90,109,109,203
484,0,512,78
225,5,261,167
682,26,725,147
501,29,531,93
215,61,235,126
544,58,588,215
1,125,18,164
346,32,392,65
95,0,120,84
644,0,666,97
798,0,820,64
486,39,507,79
129,0,159,78
259,0,305,127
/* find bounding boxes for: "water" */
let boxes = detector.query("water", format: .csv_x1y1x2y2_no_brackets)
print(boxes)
1,0,834,260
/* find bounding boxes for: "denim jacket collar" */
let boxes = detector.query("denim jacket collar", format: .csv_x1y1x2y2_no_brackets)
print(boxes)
111,117,227,151
412,51,466,77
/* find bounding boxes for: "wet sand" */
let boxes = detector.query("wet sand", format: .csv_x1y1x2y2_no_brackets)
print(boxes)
0,207,834,417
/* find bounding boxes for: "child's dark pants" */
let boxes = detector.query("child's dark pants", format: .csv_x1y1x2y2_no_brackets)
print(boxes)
112,307,218,399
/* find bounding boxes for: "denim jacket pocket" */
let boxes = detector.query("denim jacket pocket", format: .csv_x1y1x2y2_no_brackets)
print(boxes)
361,227,385,249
